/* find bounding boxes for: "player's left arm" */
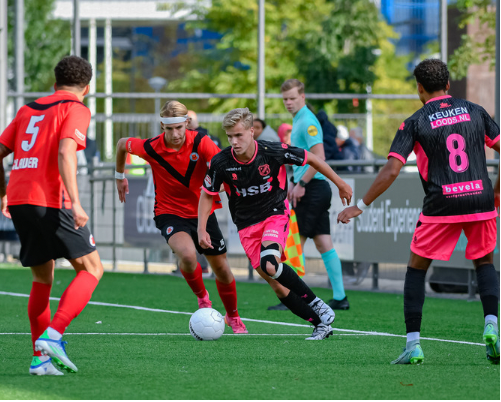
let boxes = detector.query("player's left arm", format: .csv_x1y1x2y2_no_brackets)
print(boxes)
306,150,353,206
0,143,13,218
337,157,404,224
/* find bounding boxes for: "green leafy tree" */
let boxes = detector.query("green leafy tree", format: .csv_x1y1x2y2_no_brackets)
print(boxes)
168,0,388,115
448,0,496,80
371,23,422,156
7,0,71,92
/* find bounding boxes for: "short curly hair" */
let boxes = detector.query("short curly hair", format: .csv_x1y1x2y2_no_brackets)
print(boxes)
54,56,93,88
413,59,449,93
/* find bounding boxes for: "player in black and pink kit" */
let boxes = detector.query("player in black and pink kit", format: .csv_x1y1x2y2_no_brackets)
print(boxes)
198,107,353,340
338,59,500,364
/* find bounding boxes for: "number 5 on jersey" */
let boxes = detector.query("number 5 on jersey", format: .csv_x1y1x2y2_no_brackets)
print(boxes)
22,115,45,152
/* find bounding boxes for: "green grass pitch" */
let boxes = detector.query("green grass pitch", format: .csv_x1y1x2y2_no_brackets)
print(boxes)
0,266,499,400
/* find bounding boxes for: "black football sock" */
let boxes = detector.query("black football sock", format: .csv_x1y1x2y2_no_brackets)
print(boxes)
404,266,427,334
273,263,316,304
476,264,499,318
279,291,321,326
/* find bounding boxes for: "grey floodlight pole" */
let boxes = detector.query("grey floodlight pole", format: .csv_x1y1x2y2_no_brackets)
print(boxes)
15,0,24,112
73,0,80,56
440,0,447,63
0,0,7,132
257,0,265,119
88,18,97,140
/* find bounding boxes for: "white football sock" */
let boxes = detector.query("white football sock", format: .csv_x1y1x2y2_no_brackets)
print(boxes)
485,315,498,325
406,331,420,345
47,327,63,341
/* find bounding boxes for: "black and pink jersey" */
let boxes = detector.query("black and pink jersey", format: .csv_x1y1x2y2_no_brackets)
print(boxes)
202,140,307,230
389,95,499,223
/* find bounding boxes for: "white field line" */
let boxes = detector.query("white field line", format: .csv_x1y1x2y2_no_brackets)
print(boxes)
0,291,484,346
0,332,371,337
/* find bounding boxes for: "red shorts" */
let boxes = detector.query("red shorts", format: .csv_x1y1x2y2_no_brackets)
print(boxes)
410,218,497,261
238,213,290,269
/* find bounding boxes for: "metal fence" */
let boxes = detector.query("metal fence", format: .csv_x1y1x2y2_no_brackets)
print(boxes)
1,159,498,297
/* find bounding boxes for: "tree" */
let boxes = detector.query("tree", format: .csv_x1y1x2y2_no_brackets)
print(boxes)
448,0,496,80
7,0,71,92
371,23,422,156
167,0,389,115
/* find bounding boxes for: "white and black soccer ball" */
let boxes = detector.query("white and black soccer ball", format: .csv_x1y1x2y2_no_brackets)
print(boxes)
189,308,225,341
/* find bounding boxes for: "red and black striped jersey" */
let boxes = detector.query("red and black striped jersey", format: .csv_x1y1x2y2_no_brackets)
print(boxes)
0,91,90,209
126,130,222,218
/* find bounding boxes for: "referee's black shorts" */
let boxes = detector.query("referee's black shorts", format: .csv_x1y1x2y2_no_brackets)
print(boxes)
9,204,97,267
294,179,332,238
154,213,227,256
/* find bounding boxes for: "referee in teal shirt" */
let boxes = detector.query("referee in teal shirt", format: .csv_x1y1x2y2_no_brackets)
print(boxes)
281,79,350,310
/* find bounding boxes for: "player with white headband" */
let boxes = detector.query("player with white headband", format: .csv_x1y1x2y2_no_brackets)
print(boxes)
114,100,248,334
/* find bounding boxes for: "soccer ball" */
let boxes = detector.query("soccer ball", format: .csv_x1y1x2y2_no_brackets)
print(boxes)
189,308,225,341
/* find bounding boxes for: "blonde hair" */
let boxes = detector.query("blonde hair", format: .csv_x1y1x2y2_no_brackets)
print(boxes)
160,100,188,117
222,108,253,131
280,79,304,94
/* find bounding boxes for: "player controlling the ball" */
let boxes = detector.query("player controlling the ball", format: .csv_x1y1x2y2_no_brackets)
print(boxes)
198,107,353,340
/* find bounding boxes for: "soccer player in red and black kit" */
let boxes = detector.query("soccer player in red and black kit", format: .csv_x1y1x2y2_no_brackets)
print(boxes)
0,56,104,375
115,100,247,334
198,107,353,340
338,59,500,364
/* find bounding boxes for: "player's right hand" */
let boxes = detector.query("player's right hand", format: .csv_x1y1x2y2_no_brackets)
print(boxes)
338,182,353,206
198,229,213,249
72,203,89,229
337,205,362,224
1,195,11,219
116,178,129,203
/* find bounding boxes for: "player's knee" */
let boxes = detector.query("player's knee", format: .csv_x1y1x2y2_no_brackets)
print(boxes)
84,252,104,281
260,244,282,278
178,252,198,270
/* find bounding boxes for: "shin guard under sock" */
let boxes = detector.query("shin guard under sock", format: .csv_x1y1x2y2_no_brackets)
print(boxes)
50,271,99,335
28,282,52,356
216,279,238,317
181,263,207,298
321,249,346,300
279,291,321,326
476,263,499,318
273,263,316,304
404,267,427,334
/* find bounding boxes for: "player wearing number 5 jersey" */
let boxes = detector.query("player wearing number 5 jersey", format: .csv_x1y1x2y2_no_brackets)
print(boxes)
338,59,500,365
0,56,103,375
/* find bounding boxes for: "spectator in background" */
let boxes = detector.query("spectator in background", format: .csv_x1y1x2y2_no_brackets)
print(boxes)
335,125,361,172
253,117,280,142
278,123,292,145
350,127,375,173
316,110,343,161
187,110,222,148
83,137,100,167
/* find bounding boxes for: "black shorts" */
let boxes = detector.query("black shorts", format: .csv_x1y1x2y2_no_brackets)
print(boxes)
154,213,227,256
9,205,97,267
294,179,332,238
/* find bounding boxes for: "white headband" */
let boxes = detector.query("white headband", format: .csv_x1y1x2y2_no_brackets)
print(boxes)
160,115,188,125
